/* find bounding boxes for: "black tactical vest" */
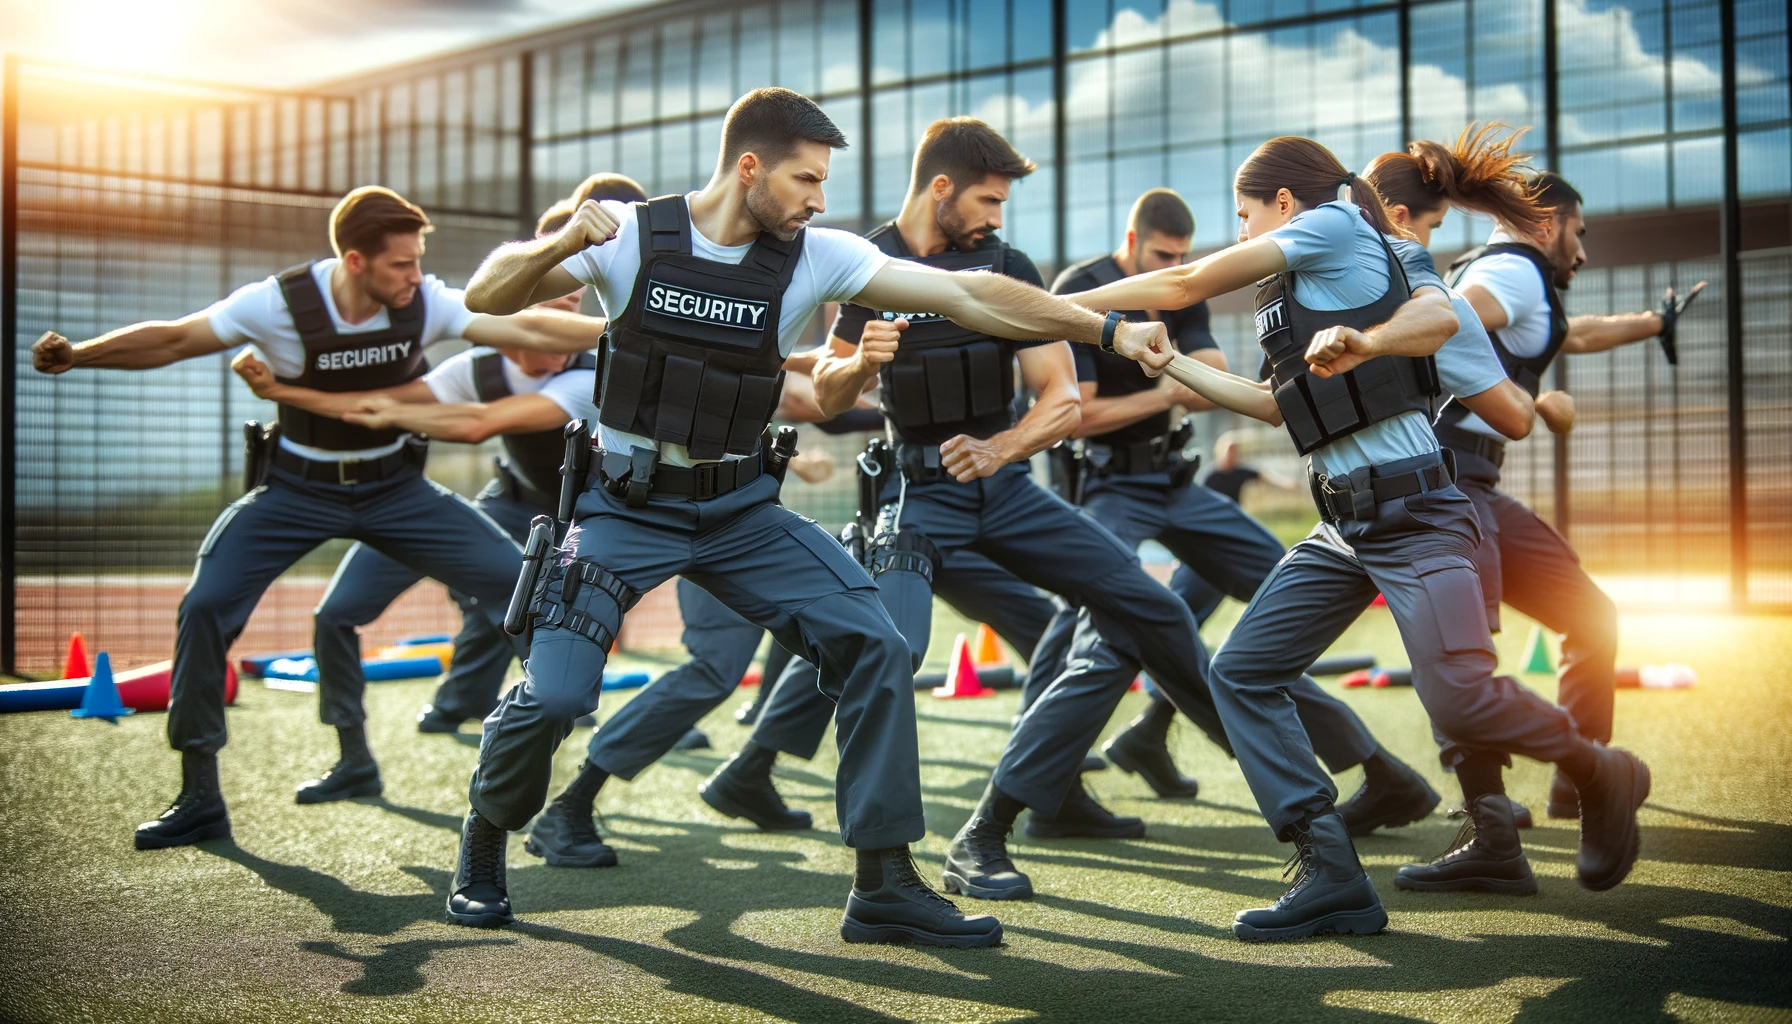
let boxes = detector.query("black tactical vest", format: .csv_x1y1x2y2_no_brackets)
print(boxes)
860,223,1019,443
597,195,800,460
473,350,597,496
274,261,428,451
1435,242,1569,430
1064,255,1179,447
1256,228,1439,456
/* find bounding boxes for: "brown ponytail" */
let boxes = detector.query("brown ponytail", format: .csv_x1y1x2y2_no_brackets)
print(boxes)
1234,136,1410,239
1364,122,1551,237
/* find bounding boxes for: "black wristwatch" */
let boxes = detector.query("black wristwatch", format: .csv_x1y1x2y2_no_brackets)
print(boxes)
1099,309,1125,353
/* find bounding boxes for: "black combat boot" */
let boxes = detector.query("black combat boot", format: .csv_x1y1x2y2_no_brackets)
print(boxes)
943,815,1034,900
842,845,1004,947
524,799,618,868
1024,777,1145,839
1572,745,1650,891
416,705,465,734
1103,702,1199,798
735,684,771,726
1547,768,1580,819
135,751,231,850
698,744,812,831
1336,748,1440,837
1233,812,1387,942
1448,798,1534,829
296,726,382,804
447,809,513,928
1395,795,1537,894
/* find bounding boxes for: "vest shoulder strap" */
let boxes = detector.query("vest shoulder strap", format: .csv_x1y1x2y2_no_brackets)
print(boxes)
473,351,509,402
276,262,333,345
637,195,692,263
1082,256,1126,289
742,227,807,291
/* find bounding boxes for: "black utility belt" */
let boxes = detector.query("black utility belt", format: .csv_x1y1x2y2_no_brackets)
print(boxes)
1435,424,1506,469
1086,439,1191,477
1309,451,1454,523
271,441,422,486
597,446,764,503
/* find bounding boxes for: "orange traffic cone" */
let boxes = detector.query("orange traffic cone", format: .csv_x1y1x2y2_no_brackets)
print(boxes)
63,632,90,680
931,634,994,699
972,623,1004,666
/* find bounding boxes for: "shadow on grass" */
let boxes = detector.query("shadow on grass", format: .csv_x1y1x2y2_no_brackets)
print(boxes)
301,937,516,995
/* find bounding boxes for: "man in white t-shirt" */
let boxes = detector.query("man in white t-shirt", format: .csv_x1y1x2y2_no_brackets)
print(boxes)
443,88,1174,944
1441,172,1703,822
30,187,607,855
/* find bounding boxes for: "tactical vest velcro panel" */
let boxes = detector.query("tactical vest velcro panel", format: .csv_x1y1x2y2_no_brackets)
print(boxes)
1256,230,1439,456
870,241,1017,435
274,261,428,451
475,350,596,495
1436,242,1569,430
598,195,798,460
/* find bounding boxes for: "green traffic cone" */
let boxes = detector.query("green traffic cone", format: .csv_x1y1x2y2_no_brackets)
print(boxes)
1520,626,1554,674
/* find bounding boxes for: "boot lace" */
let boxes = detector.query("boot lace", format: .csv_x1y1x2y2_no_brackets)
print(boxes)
464,819,506,887
556,802,605,846
887,847,961,913
1428,818,1480,866
1275,835,1318,907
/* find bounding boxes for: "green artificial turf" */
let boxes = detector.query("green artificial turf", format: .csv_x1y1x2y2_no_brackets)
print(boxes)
1,606,1788,1023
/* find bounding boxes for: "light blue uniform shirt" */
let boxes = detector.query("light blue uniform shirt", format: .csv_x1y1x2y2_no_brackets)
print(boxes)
1266,202,1485,477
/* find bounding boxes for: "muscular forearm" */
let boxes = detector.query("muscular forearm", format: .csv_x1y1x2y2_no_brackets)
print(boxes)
1458,380,1535,441
466,235,582,315
1361,291,1459,358
1073,389,1172,438
69,322,205,370
1564,311,1662,354
507,307,608,352
1163,354,1282,425
991,391,1081,463
944,273,1108,346
811,352,880,418
1066,240,1284,314
357,403,496,442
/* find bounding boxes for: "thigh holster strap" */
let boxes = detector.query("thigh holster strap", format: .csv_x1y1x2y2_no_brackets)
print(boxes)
531,559,641,645
867,526,941,583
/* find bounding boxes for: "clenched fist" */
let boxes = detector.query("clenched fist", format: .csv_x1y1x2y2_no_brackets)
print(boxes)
1113,320,1172,375
32,332,75,374
940,433,1011,482
559,199,621,253
857,317,906,367
1535,390,1576,435
1304,325,1377,378
231,349,278,397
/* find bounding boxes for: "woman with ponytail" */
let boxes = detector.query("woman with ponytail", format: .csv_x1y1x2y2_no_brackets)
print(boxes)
1064,135,1651,942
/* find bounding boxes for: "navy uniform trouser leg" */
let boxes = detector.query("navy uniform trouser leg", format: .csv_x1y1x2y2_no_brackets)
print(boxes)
749,547,1056,761
585,577,764,779
470,474,919,847
171,466,523,754
1210,484,1586,837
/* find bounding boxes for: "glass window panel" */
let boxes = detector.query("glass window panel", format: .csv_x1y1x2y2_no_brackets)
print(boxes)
697,15,735,111
967,72,1011,136
1167,143,1238,250
1167,37,1223,147
1111,150,1166,244
415,78,441,205
442,74,468,207
1113,2,1165,47
1009,67,1054,161
660,120,698,194
967,0,1008,70
617,125,657,192
1065,56,1111,160
909,81,952,145
777,0,819,95
385,84,410,193
819,99,861,224
1670,133,1722,205
1005,162,1054,267
1736,35,1790,125
910,0,953,78
872,0,906,85
1069,1,1112,53
660,19,696,119
871,88,910,218
1013,0,1052,62
588,37,620,131
821,0,860,94
554,42,585,136
621,29,657,124
1739,127,1791,199
1066,158,1113,258
1112,45,1164,154
739,6,774,92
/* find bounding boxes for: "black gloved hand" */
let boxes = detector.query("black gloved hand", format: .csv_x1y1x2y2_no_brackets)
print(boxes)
1657,280,1707,366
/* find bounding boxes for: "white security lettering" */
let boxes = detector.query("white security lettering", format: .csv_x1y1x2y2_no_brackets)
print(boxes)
1255,298,1286,338
644,277,769,331
314,339,414,374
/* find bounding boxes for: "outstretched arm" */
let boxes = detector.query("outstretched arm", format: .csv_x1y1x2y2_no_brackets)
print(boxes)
850,261,1173,370
1063,237,1286,314
466,200,619,315
33,312,226,374
231,350,436,417
1456,379,1536,441
462,307,608,354
1562,310,1663,354
342,393,572,443
1072,349,1222,438
1303,287,1460,377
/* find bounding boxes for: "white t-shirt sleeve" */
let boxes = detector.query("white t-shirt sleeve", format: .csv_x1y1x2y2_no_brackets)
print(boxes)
1456,253,1545,334
558,200,637,291
204,276,281,346
422,349,484,404
538,369,599,422
420,276,477,344
804,228,892,305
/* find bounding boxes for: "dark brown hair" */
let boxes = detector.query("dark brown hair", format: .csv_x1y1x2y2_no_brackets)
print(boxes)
1234,136,1406,238
720,88,848,169
911,117,1037,195
329,186,431,258
1530,171,1584,213
572,172,648,207
1129,188,1194,240
1364,122,1550,237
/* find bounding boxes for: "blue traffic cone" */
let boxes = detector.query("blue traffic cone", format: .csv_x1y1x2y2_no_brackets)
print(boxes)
71,652,133,721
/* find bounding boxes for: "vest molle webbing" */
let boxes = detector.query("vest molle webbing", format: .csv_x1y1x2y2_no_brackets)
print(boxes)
1435,242,1569,431
274,261,429,452
864,225,1018,436
1255,230,1439,456
475,350,597,498
598,194,800,461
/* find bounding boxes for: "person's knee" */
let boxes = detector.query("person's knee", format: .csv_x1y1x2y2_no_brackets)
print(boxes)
312,595,367,632
530,682,600,721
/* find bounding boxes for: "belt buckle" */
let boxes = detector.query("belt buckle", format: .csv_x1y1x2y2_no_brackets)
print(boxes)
692,461,718,500
337,457,363,486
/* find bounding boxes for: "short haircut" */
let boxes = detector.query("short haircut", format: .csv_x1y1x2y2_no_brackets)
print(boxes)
1129,188,1194,240
330,186,431,258
535,198,577,237
720,88,848,170
910,117,1036,194
1532,171,1584,213
572,172,648,207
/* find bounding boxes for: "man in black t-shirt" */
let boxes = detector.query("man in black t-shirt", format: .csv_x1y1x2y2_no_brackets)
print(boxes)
1030,190,1438,837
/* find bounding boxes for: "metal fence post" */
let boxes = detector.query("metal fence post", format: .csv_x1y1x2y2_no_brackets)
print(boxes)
1719,0,1746,609
2,55,19,675
1542,0,1569,535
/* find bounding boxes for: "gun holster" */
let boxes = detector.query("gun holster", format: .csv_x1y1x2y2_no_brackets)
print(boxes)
1166,416,1201,489
600,446,659,508
242,420,280,493
558,419,592,522
504,516,557,639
